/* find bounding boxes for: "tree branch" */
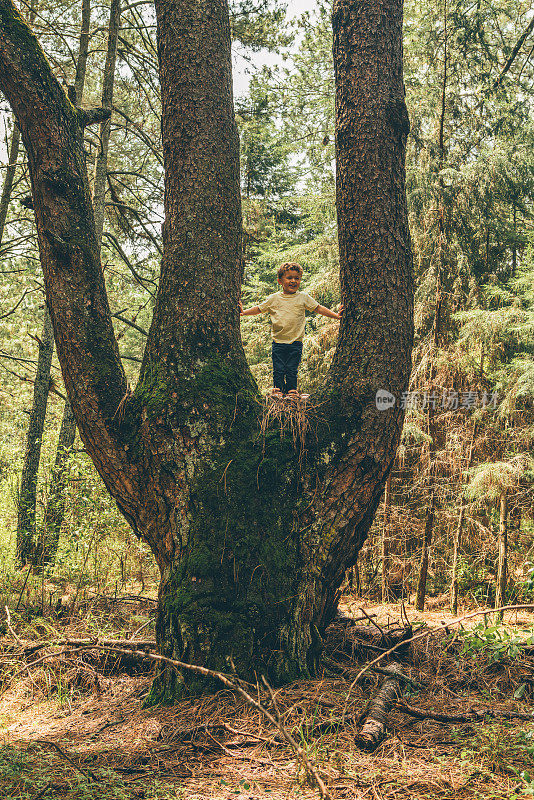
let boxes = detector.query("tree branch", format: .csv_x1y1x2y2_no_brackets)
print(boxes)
79,107,112,127
493,17,534,90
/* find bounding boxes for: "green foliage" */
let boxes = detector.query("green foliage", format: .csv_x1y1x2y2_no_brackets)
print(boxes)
455,724,534,783
0,742,192,799
458,622,534,662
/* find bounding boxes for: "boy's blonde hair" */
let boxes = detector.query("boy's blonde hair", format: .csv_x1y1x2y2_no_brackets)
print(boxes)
277,262,303,279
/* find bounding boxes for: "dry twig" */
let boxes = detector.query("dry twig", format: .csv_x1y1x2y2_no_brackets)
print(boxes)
342,604,534,720
7,643,331,800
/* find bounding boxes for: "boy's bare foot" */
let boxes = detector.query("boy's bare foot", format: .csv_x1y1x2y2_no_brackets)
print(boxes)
270,387,283,399
300,393,310,401
286,389,299,402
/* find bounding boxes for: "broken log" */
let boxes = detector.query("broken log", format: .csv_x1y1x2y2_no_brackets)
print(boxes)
354,661,404,751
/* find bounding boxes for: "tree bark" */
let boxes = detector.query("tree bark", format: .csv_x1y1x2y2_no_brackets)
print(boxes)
415,2,449,612
16,308,54,565
354,661,403,750
0,0,413,697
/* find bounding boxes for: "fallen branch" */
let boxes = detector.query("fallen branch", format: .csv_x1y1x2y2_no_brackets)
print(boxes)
342,604,534,720
5,605,39,691
395,699,534,724
32,739,101,781
370,665,422,689
6,644,331,800
18,638,156,656
354,661,404,751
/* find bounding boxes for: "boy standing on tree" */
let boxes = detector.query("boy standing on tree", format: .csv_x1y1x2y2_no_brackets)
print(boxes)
239,262,342,398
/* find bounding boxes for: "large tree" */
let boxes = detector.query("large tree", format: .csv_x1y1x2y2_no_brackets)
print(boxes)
0,0,412,699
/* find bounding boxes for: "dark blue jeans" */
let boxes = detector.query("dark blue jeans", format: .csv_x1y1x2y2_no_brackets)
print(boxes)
272,341,303,393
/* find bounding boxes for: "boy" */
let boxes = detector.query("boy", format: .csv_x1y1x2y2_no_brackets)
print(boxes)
239,262,342,398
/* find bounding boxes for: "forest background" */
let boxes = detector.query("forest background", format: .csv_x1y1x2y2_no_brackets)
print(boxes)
0,0,532,615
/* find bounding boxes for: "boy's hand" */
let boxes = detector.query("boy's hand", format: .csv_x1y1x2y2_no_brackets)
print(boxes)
337,305,344,318
239,300,244,315
316,304,343,320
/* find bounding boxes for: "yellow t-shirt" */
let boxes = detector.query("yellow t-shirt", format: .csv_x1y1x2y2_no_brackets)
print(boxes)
258,291,319,343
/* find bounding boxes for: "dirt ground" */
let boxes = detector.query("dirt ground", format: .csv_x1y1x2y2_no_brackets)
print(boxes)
1,598,533,800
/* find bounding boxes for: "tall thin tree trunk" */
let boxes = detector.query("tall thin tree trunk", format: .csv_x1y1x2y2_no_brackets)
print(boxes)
450,422,476,613
0,124,20,245
415,3,448,611
381,472,392,603
511,202,517,278
415,489,435,610
74,0,91,105
39,402,76,567
0,0,38,244
39,0,96,568
16,309,54,565
494,492,508,622
93,0,121,248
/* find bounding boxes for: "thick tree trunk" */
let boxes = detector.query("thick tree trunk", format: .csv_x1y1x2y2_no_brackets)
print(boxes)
0,0,412,698
16,308,54,565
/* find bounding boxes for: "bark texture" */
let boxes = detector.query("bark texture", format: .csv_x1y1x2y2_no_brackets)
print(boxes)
0,0,413,698
355,661,403,750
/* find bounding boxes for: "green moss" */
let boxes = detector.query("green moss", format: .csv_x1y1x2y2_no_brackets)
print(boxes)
152,386,310,690
133,360,170,418
133,356,357,697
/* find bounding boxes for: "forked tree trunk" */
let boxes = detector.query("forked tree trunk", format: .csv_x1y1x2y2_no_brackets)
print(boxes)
0,0,412,698
38,0,94,568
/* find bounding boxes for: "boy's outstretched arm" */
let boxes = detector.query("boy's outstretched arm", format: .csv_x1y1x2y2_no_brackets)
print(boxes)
315,304,343,320
239,300,261,316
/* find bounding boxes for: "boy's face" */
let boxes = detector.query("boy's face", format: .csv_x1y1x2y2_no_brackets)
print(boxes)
278,269,301,294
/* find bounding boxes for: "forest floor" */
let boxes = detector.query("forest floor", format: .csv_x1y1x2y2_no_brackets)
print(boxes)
0,594,533,800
